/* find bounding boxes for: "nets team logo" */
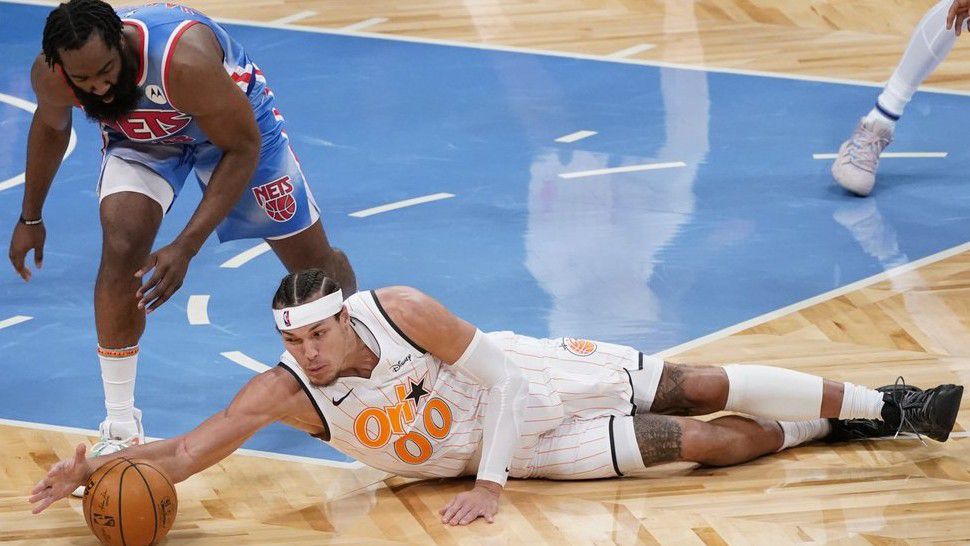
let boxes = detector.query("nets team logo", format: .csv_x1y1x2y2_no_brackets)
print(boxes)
563,337,597,356
107,110,192,141
252,176,297,222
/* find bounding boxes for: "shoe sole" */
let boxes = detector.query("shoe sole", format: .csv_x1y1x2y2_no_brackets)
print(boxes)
930,385,964,442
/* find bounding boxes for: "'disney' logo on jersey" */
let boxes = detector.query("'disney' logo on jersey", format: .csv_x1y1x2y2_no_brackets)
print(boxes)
563,337,597,356
107,110,192,142
353,377,452,465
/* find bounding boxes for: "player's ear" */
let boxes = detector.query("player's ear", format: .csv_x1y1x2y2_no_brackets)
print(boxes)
336,306,349,325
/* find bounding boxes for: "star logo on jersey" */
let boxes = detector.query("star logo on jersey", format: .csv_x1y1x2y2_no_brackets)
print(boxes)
106,110,192,142
404,378,429,406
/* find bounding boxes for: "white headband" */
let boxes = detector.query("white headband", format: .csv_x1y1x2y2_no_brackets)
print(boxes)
273,290,343,331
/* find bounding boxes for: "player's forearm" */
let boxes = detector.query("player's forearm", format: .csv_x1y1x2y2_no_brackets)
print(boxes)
21,115,70,218
451,330,528,486
82,437,185,484
173,145,258,253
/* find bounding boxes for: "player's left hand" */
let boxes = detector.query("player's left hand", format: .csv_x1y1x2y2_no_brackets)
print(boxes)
135,242,195,313
438,481,501,525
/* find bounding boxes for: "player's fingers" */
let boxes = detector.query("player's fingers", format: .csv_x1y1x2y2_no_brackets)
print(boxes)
31,496,55,515
137,269,167,307
438,499,454,516
957,13,968,35
146,276,181,312
485,511,495,524
30,479,48,496
73,444,86,465
441,500,460,522
948,2,959,28
449,505,471,526
135,253,157,279
9,248,30,281
459,509,480,525
34,244,43,269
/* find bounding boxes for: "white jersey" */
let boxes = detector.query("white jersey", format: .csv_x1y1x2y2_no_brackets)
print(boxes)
278,290,658,479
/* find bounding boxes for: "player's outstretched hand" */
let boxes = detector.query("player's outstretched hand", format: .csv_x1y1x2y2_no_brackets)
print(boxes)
135,242,195,313
439,481,500,526
8,221,45,281
29,444,88,515
947,0,970,35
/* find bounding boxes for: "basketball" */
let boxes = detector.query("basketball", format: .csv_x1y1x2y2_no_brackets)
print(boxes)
82,458,178,546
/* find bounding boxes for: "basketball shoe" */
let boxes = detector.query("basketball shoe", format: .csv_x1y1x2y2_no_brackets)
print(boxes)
828,380,963,442
831,117,894,196
71,408,145,497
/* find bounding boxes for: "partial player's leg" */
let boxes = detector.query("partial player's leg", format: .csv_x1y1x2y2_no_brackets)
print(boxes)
266,219,357,294
636,362,963,441
94,188,163,446
832,0,956,196
197,139,358,294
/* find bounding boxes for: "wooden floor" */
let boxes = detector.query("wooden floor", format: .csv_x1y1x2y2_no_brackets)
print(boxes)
4,1,970,544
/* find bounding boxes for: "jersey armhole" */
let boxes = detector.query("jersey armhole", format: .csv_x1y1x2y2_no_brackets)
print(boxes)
277,362,331,442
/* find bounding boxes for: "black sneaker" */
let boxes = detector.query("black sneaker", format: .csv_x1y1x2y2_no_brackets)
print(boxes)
827,380,963,442
880,380,963,442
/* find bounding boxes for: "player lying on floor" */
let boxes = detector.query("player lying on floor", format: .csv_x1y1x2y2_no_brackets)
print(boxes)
30,269,965,525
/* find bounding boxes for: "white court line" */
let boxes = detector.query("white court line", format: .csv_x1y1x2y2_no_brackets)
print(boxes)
559,161,686,179
813,152,947,160
220,241,272,268
187,295,211,325
0,417,365,468
221,351,272,373
270,10,316,25
654,241,970,359
609,43,656,58
7,0,970,99
339,17,388,32
0,315,32,330
555,130,598,143
350,192,455,218
0,92,78,191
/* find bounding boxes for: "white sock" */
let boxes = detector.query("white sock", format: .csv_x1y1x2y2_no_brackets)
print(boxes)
777,419,832,451
876,0,955,118
864,107,897,129
839,382,884,420
99,345,138,423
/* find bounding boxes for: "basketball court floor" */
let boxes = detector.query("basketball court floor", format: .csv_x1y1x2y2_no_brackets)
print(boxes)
2,0,970,543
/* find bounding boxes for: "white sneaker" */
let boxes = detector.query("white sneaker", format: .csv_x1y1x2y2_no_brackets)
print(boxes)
71,409,145,498
831,117,894,196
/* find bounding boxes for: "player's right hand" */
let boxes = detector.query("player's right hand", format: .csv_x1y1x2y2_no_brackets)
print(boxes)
8,221,45,281
947,0,970,35
29,444,88,515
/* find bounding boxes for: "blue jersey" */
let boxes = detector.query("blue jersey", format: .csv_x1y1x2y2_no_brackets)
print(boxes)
91,3,319,242
102,3,281,147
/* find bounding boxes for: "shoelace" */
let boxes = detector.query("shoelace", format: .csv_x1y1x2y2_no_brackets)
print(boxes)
890,376,927,446
847,126,890,169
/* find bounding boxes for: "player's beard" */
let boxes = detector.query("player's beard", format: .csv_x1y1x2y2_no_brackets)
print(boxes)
67,46,140,123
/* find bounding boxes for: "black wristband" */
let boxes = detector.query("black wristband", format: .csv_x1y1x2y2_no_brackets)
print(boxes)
18,215,42,226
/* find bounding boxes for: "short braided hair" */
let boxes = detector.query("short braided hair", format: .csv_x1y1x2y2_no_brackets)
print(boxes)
272,269,341,310
42,0,123,68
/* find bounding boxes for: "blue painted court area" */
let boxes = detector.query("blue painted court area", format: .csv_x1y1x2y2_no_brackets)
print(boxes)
2,1,970,461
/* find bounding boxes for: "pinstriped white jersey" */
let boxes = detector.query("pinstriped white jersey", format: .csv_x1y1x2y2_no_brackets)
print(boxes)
278,290,642,479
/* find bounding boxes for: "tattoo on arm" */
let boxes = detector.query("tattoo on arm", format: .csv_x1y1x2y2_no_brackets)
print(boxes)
633,414,684,465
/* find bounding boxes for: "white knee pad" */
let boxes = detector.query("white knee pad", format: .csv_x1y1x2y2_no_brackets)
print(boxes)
723,364,823,421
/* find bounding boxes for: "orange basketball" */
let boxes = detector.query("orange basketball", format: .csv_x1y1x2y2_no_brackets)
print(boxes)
81,458,178,546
